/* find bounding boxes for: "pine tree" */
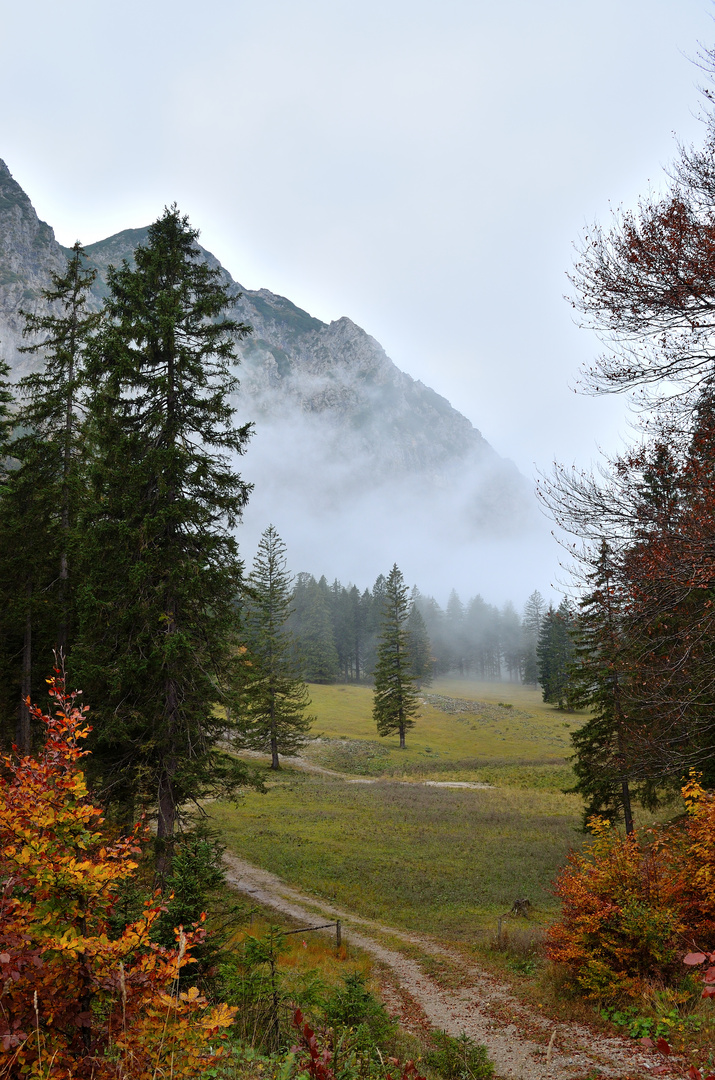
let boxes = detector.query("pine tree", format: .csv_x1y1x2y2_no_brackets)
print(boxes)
521,590,545,686
238,525,314,769
372,564,419,748
18,242,101,652
445,590,467,673
346,584,367,681
0,361,22,744
74,206,254,858
290,574,339,683
0,430,57,749
406,590,432,686
362,575,386,677
500,601,523,681
536,600,575,709
0,358,13,467
463,595,501,679
0,248,98,747
568,541,637,832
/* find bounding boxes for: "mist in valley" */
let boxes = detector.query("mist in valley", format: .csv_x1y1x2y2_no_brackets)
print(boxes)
235,403,557,611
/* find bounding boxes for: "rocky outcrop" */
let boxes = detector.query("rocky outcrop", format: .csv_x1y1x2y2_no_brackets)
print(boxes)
0,161,69,377
79,229,498,485
0,158,532,541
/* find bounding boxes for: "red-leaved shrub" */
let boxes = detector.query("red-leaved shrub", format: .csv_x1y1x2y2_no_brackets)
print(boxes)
547,776,715,1000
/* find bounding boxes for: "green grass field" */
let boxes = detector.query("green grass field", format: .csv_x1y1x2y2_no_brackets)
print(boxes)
302,678,579,789
211,678,587,939
211,770,580,940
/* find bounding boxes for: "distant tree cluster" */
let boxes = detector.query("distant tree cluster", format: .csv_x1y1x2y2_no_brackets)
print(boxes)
287,571,433,685
287,574,549,686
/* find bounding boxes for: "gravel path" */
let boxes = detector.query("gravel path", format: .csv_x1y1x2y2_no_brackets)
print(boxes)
223,852,682,1080
229,749,492,788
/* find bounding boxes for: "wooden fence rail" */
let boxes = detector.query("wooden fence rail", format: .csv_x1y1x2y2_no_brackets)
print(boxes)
282,919,342,949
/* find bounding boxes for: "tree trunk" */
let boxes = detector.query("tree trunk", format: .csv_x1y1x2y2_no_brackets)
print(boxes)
399,724,405,750
622,779,634,836
156,673,179,879
270,734,280,770
18,582,32,753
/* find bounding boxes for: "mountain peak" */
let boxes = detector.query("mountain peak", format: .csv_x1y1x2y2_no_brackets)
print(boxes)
0,162,540,587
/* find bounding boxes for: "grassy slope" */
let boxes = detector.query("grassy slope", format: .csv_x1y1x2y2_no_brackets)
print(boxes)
302,678,579,789
211,678,585,939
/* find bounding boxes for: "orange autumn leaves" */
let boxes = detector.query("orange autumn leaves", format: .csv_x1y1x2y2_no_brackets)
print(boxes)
547,776,715,1000
0,672,237,1079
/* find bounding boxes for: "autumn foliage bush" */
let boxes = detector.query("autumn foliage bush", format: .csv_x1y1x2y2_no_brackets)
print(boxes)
547,775,715,1001
0,672,237,1079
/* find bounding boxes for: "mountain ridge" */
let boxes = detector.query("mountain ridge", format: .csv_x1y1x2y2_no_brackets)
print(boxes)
0,158,546,601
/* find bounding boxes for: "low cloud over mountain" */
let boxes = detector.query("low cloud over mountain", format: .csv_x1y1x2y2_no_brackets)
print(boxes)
0,160,552,602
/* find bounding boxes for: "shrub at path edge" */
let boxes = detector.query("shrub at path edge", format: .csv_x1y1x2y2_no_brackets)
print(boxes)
547,775,715,1001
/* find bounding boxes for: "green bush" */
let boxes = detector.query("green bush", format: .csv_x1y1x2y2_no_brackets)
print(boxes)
424,1031,493,1080
322,972,397,1052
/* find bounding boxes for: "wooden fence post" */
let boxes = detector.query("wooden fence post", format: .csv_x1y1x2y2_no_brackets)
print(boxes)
336,920,342,949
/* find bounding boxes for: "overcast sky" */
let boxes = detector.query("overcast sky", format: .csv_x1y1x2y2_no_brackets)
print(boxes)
1,0,714,568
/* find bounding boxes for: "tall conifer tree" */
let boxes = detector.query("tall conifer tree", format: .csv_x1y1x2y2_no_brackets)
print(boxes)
406,591,432,686
238,525,313,769
372,564,419,748
75,207,254,857
18,242,100,652
537,600,575,709
0,249,98,747
568,541,637,832
521,590,545,687
0,358,13,464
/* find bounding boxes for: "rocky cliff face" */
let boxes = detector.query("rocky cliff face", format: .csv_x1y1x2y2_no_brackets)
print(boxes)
0,159,542,595
0,160,69,378
79,228,492,481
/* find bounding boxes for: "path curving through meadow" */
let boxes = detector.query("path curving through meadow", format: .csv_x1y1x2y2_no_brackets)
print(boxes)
223,852,681,1080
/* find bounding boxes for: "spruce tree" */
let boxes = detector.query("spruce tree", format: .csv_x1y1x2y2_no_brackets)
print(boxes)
536,600,575,709
521,590,545,686
500,602,523,680
17,242,100,653
0,361,22,745
290,574,339,683
238,525,314,769
406,591,432,687
0,358,13,466
568,541,637,832
74,206,254,857
0,429,58,749
372,564,419,748
0,248,98,747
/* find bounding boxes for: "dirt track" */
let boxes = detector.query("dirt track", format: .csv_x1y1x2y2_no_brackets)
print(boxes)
223,852,681,1080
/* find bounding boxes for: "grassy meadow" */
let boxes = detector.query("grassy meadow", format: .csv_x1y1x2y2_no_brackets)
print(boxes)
212,678,588,940
302,678,579,790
